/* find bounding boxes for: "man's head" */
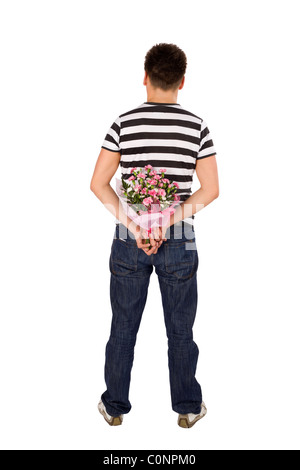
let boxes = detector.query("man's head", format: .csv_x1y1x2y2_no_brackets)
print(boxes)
144,43,187,91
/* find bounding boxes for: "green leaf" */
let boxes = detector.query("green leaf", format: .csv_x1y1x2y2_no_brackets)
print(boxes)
122,179,129,190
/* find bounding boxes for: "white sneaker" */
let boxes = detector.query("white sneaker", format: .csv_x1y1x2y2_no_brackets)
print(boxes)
178,402,207,428
98,400,123,427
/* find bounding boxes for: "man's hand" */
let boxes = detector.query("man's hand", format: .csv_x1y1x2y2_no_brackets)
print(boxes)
159,224,169,242
135,226,159,256
131,225,167,256
141,226,168,255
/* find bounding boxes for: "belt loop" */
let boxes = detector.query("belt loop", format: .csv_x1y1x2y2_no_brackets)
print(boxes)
118,223,128,240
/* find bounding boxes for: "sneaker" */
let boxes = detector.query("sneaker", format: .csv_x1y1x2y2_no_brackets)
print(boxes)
98,400,123,426
178,402,207,428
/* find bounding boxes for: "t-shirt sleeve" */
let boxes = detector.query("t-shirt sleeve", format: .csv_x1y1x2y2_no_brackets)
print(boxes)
197,119,217,160
101,116,121,153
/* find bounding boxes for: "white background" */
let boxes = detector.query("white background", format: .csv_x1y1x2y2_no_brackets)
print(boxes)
0,0,299,451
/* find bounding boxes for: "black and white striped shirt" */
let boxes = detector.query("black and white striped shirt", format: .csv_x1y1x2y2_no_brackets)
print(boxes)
102,102,217,226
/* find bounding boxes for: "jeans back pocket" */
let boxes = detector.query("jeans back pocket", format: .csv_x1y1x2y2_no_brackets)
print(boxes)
110,238,138,276
165,239,198,280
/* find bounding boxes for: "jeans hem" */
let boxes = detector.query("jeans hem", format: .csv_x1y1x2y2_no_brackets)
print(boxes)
101,394,131,417
173,404,202,415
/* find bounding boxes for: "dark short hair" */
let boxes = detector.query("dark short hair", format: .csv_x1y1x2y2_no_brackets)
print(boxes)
144,43,187,91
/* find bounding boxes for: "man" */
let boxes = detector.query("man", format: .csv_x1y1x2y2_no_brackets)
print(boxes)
90,43,219,429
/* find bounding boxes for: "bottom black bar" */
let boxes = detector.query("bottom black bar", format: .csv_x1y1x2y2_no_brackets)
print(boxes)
7,451,206,463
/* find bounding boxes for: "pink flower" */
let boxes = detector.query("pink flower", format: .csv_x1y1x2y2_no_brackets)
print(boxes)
130,167,137,173
149,179,157,185
134,184,142,192
145,165,153,170
157,189,166,197
148,189,157,197
162,178,170,184
154,174,161,180
128,175,135,181
173,182,179,188
168,184,173,188
141,187,148,194
137,173,146,179
143,197,153,206
149,170,157,176
160,169,167,173
159,183,164,188
174,194,180,201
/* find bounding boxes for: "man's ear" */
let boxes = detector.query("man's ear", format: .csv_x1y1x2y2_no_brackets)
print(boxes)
143,71,148,86
178,75,185,90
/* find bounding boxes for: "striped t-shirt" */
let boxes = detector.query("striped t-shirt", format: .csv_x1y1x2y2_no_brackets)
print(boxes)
101,102,217,226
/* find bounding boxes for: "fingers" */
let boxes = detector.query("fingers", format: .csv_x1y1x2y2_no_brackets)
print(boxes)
151,227,161,242
140,228,149,240
136,238,151,250
143,244,158,256
135,226,167,256
139,226,167,243
144,234,160,256
136,236,158,255
146,237,164,255
149,232,158,247
158,226,167,241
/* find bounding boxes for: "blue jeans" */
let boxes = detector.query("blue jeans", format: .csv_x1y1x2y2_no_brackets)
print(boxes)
101,221,203,417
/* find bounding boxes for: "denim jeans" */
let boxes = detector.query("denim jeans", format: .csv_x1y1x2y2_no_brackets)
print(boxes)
101,221,203,417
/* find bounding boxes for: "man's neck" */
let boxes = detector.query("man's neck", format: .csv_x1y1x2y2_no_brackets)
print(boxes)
146,90,178,104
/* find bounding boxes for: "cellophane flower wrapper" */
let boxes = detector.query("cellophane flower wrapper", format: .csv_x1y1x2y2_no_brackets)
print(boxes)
115,178,180,232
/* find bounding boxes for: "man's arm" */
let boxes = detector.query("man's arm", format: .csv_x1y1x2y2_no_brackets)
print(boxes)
169,155,219,227
90,148,161,255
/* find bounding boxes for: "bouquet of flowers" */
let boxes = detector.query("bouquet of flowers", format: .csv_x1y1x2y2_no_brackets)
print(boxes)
116,165,180,243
